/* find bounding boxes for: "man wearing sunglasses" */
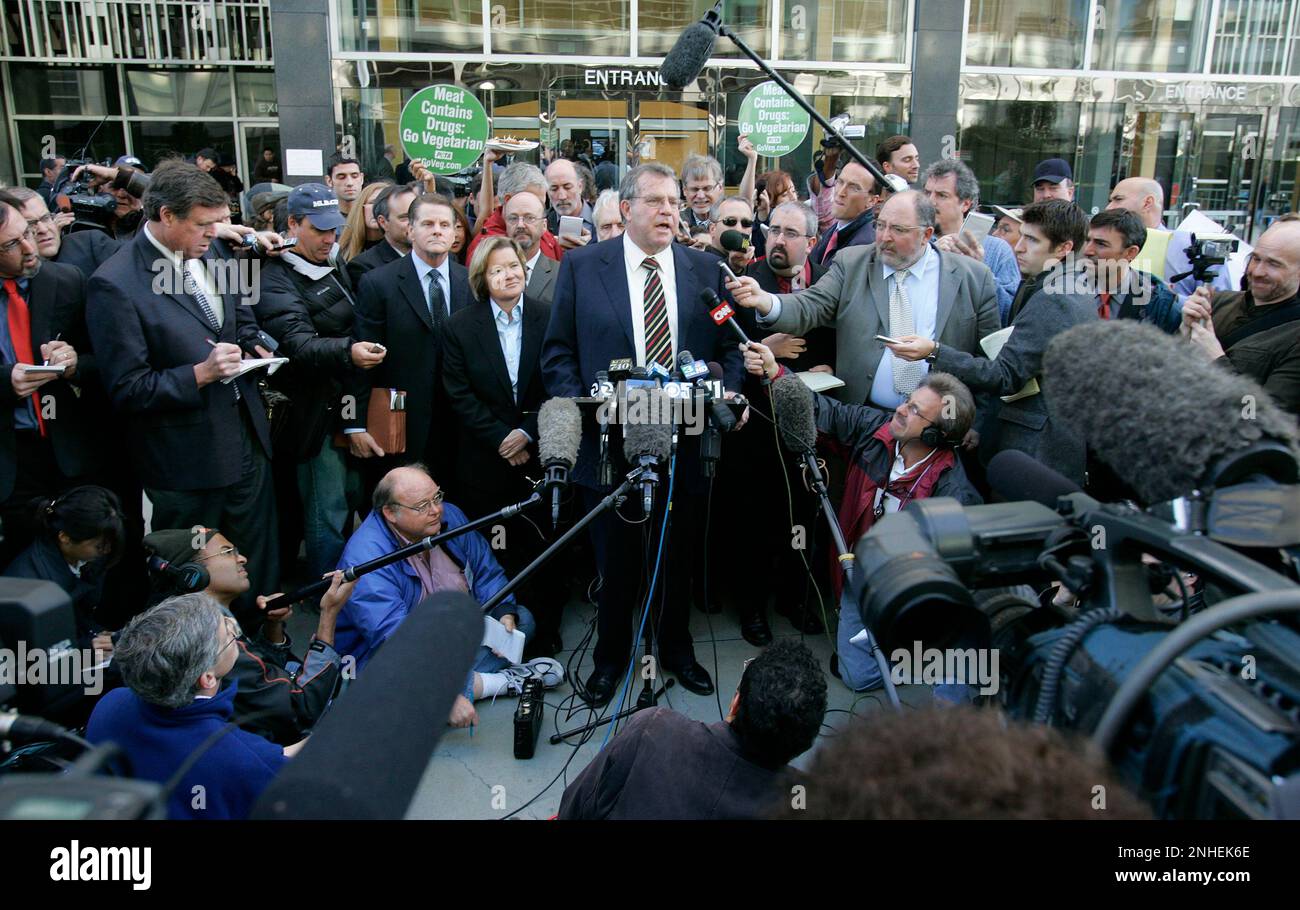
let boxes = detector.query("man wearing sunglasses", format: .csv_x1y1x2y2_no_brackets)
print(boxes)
144,526,352,746
334,464,562,729
707,196,756,275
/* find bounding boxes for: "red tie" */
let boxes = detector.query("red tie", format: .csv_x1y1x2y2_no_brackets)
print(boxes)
775,275,791,294
1098,292,1111,321
3,279,46,437
820,227,840,265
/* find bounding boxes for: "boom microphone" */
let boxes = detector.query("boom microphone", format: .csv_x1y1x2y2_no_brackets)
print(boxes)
538,397,582,529
1043,321,1300,504
720,230,751,253
770,372,817,455
987,449,1083,508
623,387,672,517
659,1,722,89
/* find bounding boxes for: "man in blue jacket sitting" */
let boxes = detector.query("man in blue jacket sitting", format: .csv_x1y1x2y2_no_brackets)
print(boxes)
86,592,305,819
335,463,562,728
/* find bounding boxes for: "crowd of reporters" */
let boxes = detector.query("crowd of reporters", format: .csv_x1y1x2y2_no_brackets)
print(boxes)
2,130,1293,820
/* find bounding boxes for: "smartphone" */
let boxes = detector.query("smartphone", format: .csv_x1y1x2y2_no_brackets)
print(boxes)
254,330,280,353
718,260,739,283
558,215,583,239
874,334,903,345
271,238,299,251
959,211,995,244
368,343,387,354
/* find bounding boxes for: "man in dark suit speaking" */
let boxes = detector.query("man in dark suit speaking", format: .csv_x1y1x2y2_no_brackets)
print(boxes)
85,160,279,621
542,162,744,707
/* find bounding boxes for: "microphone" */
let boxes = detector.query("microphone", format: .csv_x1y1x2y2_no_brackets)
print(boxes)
622,387,672,517
701,287,757,349
705,361,737,432
145,554,208,593
538,398,582,529
659,1,722,89
720,229,751,253
1043,320,1300,505
770,372,818,456
987,450,1082,508
0,711,73,745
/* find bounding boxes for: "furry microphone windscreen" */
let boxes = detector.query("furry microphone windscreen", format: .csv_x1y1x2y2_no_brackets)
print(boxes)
538,397,582,468
621,387,673,462
659,8,721,90
720,229,751,252
1042,320,1300,504
771,373,817,454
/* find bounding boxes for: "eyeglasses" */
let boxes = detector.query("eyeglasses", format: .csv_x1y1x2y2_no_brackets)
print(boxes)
876,222,924,236
390,491,445,514
217,616,242,657
768,228,810,241
633,195,678,211
902,400,935,425
686,183,720,197
504,214,543,226
197,544,240,562
25,213,56,231
715,216,753,229
0,227,35,255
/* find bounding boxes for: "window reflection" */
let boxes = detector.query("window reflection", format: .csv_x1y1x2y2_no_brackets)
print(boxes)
960,100,1080,204
966,0,1089,68
638,0,769,58
1091,0,1212,72
492,1,629,55
780,0,908,63
336,0,484,54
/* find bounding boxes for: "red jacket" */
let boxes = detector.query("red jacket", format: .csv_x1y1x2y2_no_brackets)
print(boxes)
466,207,562,264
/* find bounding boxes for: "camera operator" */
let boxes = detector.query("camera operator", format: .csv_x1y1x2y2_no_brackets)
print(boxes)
36,156,69,207
143,527,351,746
745,341,980,694
807,138,845,234
85,592,309,819
559,640,827,820
1180,214,1300,414
63,159,149,240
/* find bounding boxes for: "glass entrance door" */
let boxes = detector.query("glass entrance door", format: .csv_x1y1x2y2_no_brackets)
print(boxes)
1131,106,1265,235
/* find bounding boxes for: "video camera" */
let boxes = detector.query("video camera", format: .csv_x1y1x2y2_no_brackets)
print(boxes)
55,158,119,236
843,449,1300,819
1171,233,1240,286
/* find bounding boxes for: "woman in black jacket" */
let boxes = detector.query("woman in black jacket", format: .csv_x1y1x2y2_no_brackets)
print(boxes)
3,486,126,653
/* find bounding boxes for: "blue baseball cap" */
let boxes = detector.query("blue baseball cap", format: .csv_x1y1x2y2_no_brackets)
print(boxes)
1033,158,1072,185
114,155,143,169
287,183,346,231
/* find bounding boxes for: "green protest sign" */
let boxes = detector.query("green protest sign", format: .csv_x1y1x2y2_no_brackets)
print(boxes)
399,85,490,173
736,82,811,156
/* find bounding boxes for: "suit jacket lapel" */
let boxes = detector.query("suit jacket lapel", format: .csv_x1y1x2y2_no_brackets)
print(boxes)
672,243,702,352
472,304,516,403
598,241,635,351
934,251,958,340
449,261,471,313
868,248,891,326
133,232,222,335
518,297,545,401
397,257,434,331
27,269,54,346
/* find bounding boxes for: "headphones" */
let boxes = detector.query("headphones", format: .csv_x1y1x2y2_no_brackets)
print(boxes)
145,553,209,594
919,418,962,450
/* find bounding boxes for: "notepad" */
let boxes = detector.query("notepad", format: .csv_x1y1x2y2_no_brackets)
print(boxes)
979,327,1040,404
797,370,846,393
483,615,526,665
221,357,288,384
18,363,67,375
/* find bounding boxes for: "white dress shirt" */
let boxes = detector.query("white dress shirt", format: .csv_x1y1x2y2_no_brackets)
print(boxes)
622,234,679,366
525,250,542,286
869,244,939,410
491,298,524,401
409,250,451,319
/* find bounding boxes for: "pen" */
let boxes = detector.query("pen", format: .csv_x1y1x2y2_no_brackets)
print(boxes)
41,333,61,366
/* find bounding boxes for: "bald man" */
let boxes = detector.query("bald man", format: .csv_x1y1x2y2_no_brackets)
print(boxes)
545,159,594,252
334,464,563,727
1107,176,1236,298
504,192,558,305
1180,215,1300,414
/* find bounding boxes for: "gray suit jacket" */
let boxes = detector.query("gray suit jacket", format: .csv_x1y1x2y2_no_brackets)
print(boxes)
766,244,1001,406
527,253,559,306
933,262,1100,484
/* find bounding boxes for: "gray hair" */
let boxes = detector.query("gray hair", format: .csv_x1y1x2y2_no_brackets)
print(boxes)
0,186,38,205
920,159,981,208
114,593,227,709
593,188,621,222
681,154,722,187
498,162,546,200
709,194,752,222
771,200,818,237
620,162,677,204
889,189,937,230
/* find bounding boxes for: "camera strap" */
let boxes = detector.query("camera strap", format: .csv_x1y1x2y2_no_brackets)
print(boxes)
1220,297,1300,351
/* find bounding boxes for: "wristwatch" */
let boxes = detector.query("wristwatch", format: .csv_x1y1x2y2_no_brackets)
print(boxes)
926,342,940,363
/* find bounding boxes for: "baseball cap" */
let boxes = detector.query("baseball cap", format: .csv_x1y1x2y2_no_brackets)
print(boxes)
991,205,1023,222
114,155,144,169
287,183,346,231
143,527,214,566
1032,158,1072,185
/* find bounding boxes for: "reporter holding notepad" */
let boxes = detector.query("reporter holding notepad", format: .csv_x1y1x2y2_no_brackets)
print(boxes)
0,196,99,567
84,161,280,627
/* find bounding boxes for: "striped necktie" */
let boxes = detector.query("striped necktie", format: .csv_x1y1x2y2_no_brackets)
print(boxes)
642,256,672,368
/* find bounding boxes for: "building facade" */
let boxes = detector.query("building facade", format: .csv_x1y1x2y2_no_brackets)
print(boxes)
4,0,1299,238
